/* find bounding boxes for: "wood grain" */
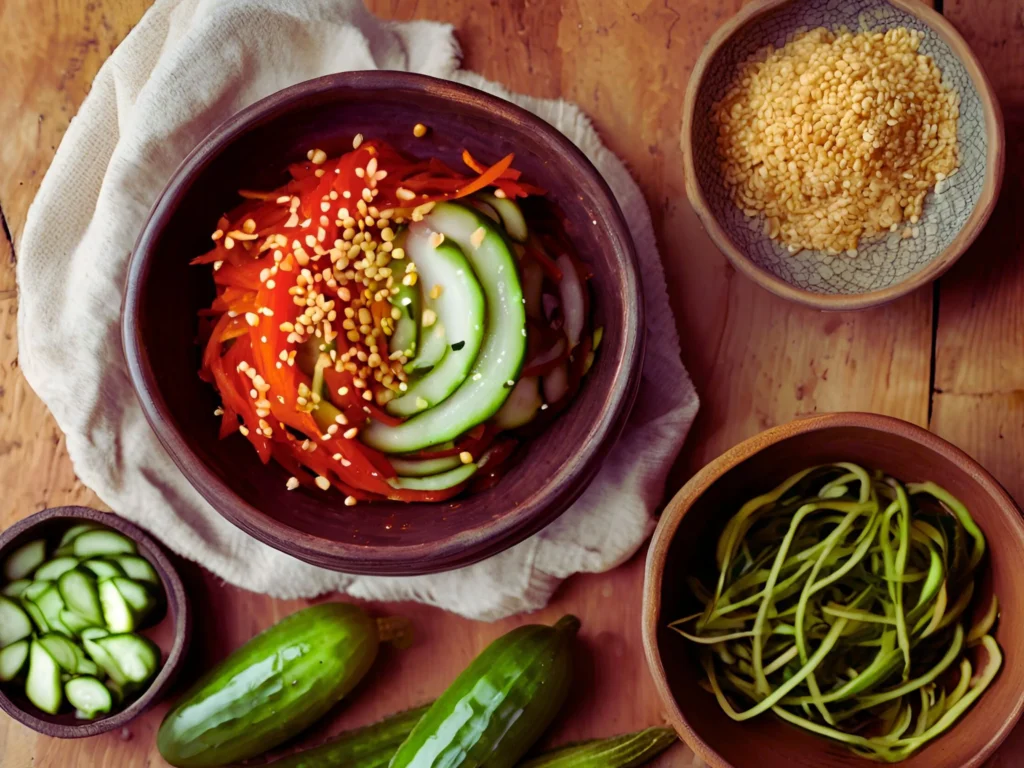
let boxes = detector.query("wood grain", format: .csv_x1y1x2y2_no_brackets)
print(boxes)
0,0,1012,765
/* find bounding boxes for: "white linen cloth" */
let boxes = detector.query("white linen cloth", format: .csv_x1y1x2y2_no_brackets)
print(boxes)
16,0,698,620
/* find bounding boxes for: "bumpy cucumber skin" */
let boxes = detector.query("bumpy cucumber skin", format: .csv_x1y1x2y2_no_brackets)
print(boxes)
265,703,430,768
519,727,678,767
390,615,579,768
157,604,379,768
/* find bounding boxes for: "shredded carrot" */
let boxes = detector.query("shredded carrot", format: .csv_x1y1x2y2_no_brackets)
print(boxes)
452,154,515,199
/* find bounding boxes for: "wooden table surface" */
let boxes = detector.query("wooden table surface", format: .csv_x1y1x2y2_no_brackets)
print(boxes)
1,0,1022,765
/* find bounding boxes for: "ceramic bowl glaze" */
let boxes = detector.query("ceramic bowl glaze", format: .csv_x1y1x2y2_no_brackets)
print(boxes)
122,71,644,576
643,413,1024,768
683,0,1004,309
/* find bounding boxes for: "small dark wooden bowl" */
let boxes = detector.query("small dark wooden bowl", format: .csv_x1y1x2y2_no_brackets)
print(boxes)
122,71,644,575
0,507,191,738
643,413,1024,768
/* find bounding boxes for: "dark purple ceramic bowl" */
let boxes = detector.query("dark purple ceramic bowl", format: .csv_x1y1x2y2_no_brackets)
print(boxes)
122,71,644,575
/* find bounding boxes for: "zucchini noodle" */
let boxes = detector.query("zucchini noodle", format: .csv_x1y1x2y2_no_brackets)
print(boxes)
673,464,1003,762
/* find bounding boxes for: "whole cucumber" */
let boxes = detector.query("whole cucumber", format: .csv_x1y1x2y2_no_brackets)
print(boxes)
390,614,580,768
157,603,403,767
519,726,677,767
264,703,431,768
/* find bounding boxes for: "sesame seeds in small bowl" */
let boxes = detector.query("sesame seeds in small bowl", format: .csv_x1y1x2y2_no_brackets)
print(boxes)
683,0,1004,310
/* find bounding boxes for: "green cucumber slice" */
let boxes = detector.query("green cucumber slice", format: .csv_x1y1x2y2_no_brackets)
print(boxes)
95,634,159,683
20,599,49,634
465,197,501,223
66,675,113,719
73,530,137,558
21,580,54,602
388,234,485,417
476,191,528,242
82,633,128,687
80,627,109,641
494,376,543,429
389,282,421,358
0,639,29,681
36,595,74,638
81,559,126,580
4,540,47,581
26,639,63,714
388,455,463,477
407,320,448,372
59,568,104,625
60,609,101,635
0,595,34,647
59,523,102,548
98,580,135,632
364,204,526,453
34,556,80,582
112,556,160,586
76,658,101,677
2,579,31,598
387,462,478,491
39,634,81,673
112,578,154,617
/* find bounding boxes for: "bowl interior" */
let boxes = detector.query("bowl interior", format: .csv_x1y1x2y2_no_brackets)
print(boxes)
649,420,1024,768
0,507,188,737
690,0,989,296
125,72,641,574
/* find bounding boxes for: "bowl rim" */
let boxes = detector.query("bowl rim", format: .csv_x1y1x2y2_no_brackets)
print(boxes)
0,506,191,738
642,412,1024,768
121,70,645,575
681,0,1006,311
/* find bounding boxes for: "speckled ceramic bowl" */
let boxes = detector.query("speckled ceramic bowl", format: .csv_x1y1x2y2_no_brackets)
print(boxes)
683,0,1004,310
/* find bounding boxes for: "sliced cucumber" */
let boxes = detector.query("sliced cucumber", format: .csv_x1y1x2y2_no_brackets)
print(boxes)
0,596,34,647
33,587,74,638
388,462,478,491
59,523,102,548
2,579,31,598
26,639,63,714
82,632,128,687
59,568,104,625
4,540,46,581
98,580,135,633
96,634,159,684
39,634,82,673
112,556,160,586
21,580,54,602
494,376,543,429
73,530,137,558
81,558,126,580
465,197,501,223
80,627,109,640
364,204,526,453
34,556,80,582
0,639,29,681
407,320,448,372
388,455,463,477
20,599,49,634
389,282,421,358
60,609,101,635
388,234,485,417
77,658,101,677
112,578,155,617
66,675,113,719
476,191,528,242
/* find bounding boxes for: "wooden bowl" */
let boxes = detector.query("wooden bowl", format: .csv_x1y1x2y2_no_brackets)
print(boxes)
122,71,644,575
643,413,1024,768
0,506,191,738
682,0,1005,310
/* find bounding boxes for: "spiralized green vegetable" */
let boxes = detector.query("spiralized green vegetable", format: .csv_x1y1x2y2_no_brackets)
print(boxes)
673,464,1003,763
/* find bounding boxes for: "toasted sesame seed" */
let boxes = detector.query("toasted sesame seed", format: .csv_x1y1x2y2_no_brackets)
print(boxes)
314,475,331,490
413,123,428,138
493,188,507,199
396,187,416,201
429,232,445,248
470,226,486,249
239,425,250,436
245,312,260,327
344,495,357,506
310,149,328,165
343,427,359,439
459,451,474,464
421,308,437,328
430,284,443,299
353,133,364,149
286,477,300,490
211,229,224,241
